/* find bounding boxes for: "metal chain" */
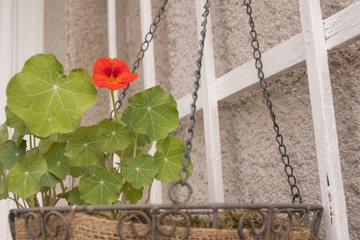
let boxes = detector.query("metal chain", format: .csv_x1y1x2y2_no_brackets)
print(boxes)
178,0,210,185
243,0,302,204
110,0,169,119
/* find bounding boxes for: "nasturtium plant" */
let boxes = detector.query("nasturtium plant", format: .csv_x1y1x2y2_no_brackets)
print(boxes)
122,154,158,189
0,123,9,145
6,54,97,138
121,181,143,204
0,164,6,194
79,168,121,205
128,86,179,141
0,140,26,170
98,119,132,153
154,136,193,182
1,54,192,209
5,107,29,135
7,155,47,199
65,126,108,167
68,187,85,205
44,143,70,180
40,172,60,188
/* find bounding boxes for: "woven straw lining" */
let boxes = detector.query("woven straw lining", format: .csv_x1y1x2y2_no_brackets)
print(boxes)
14,212,310,239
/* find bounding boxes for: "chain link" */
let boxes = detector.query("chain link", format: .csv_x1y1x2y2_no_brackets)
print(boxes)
110,0,169,119
177,0,210,186
243,0,302,204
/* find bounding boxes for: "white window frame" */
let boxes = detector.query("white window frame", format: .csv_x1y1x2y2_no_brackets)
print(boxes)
0,0,44,239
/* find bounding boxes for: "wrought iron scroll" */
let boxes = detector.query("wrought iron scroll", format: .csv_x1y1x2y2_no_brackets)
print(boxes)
22,211,69,240
24,212,42,240
10,203,322,240
117,211,151,239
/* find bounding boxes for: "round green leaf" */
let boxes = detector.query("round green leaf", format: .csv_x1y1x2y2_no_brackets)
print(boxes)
87,158,106,175
129,86,179,141
0,140,26,170
122,154,158,189
40,172,60,188
70,167,85,178
65,126,108,167
121,182,143,204
7,155,47,199
38,132,72,154
0,164,6,193
120,140,153,159
68,186,85,205
5,106,29,135
154,136,193,182
120,106,151,146
79,168,121,205
44,142,70,179
98,119,132,153
6,53,97,138
0,191,8,200
11,129,25,147
0,122,8,145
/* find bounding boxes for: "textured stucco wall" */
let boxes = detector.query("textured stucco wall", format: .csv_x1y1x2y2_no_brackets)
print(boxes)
44,0,359,239
44,0,110,125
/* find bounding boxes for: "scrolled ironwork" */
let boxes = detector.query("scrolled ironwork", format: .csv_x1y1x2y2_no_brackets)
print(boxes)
9,203,322,240
44,211,69,239
270,209,293,240
238,209,267,239
156,210,190,240
24,212,43,240
117,210,151,239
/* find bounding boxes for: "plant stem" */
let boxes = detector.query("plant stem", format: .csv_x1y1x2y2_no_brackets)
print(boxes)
8,197,23,208
60,180,66,193
82,116,91,126
41,190,45,206
22,199,27,208
12,193,21,208
29,134,33,155
52,188,56,205
133,133,138,159
34,195,40,207
110,153,114,171
145,184,152,204
110,90,118,121
47,189,51,206
33,135,36,151
57,133,61,142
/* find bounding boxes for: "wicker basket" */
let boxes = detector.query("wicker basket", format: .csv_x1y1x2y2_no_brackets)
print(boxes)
14,212,311,240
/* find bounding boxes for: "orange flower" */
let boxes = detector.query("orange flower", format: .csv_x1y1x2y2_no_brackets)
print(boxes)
92,57,138,90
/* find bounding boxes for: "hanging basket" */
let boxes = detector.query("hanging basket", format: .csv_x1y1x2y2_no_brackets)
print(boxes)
10,203,322,240
8,1,323,240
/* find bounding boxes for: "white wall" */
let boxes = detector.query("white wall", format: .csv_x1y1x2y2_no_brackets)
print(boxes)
0,0,43,239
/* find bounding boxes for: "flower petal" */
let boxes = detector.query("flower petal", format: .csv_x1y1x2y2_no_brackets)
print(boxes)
92,57,138,90
121,73,138,84
93,57,113,76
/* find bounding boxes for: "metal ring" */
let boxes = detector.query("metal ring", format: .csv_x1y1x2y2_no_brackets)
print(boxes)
168,181,193,204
